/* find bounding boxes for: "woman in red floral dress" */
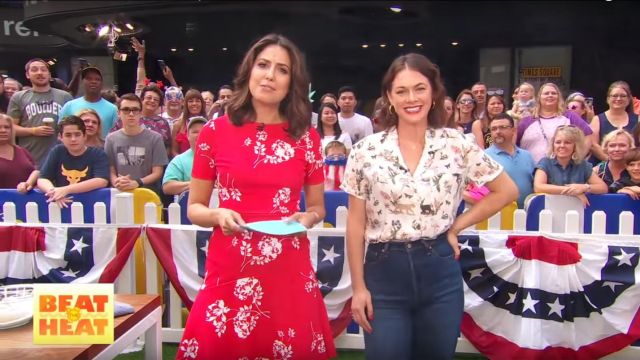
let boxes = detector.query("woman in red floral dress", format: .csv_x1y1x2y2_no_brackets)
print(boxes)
176,34,336,359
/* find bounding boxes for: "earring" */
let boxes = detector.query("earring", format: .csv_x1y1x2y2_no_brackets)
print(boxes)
389,104,396,115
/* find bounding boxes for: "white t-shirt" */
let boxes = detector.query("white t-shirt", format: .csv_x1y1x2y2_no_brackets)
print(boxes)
321,133,353,153
338,112,373,144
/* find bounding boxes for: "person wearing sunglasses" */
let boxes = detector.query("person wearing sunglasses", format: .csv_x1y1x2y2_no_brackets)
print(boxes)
517,82,593,164
454,89,476,134
589,81,638,164
534,125,607,207
104,93,168,194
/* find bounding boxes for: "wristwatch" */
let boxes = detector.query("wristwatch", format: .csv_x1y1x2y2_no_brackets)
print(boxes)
136,178,144,187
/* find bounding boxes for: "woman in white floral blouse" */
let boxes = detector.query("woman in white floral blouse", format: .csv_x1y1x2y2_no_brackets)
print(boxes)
342,53,518,359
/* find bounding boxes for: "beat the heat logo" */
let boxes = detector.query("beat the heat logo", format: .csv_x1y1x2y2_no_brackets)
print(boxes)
33,284,114,344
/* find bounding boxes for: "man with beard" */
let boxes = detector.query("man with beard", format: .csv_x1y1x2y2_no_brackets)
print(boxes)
471,82,488,120
8,58,72,166
484,113,535,207
59,66,118,138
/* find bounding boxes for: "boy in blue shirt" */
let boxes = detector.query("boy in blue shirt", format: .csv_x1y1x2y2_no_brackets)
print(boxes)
37,115,109,207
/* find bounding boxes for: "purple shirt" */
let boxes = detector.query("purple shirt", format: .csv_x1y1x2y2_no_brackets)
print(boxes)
0,145,35,188
516,111,593,164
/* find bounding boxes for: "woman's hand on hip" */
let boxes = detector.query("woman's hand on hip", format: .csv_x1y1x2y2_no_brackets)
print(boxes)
446,228,462,260
351,287,373,334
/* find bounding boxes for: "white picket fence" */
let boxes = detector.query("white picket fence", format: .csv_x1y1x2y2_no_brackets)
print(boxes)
2,193,640,358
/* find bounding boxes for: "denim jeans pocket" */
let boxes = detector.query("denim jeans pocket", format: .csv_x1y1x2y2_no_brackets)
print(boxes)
431,240,455,259
364,246,386,266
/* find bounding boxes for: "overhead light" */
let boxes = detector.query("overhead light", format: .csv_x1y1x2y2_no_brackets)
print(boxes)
361,44,369,49
416,43,423,47
46,59,56,66
380,44,386,48
170,48,177,52
222,47,228,51
125,23,134,30
98,25,109,37
389,6,402,13
83,24,93,32
451,42,459,46
187,48,194,52
398,43,405,47
113,26,122,33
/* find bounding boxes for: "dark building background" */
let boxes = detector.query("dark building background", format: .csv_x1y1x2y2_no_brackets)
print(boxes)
2,0,639,113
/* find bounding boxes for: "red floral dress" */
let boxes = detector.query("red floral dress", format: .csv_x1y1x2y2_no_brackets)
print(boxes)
177,116,336,359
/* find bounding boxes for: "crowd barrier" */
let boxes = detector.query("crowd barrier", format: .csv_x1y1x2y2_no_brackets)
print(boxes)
1,189,640,358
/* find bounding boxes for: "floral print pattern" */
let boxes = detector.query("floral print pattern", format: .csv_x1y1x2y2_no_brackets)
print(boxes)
206,277,269,340
180,117,334,359
179,338,199,359
342,127,503,243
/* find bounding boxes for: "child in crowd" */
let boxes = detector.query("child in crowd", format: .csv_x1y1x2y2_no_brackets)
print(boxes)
609,148,640,199
33,115,109,207
324,140,347,191
509,82,535,123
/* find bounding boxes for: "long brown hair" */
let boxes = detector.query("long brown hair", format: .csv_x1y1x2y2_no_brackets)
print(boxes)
177,89,206,134
378,53,447,130
227,33,311,139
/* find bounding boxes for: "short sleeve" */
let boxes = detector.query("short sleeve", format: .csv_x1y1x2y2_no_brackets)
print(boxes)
340,140,370,200
463,138,503,186
536,157,552,172
38,145,61,181
304,128,325,185
191,121,217,181
58,102,71,122
92,149,110,181
580,161,593,183
7,93,22,121
162,157,185,184
566,112,593,135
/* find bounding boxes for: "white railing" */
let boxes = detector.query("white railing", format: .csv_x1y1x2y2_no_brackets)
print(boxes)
2,194,639,358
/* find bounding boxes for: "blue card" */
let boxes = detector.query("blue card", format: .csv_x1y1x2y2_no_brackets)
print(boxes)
243,220,307,235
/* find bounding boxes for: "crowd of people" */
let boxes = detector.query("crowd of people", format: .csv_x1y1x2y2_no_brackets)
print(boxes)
1,32,640,358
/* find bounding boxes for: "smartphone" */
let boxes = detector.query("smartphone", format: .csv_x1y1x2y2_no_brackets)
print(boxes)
157,59,167,70
585,97,594,107
78,58,89,69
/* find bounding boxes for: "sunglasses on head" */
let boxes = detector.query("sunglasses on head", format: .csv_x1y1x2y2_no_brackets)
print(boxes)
487,89,504,96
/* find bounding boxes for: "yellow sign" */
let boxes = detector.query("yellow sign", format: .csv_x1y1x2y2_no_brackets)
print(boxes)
520,67,562,78
33,284,114,344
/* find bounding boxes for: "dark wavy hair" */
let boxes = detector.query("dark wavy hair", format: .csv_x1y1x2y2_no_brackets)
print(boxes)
378,53,447,129
176,89,207,135
316,102,342,140
227,33,311,139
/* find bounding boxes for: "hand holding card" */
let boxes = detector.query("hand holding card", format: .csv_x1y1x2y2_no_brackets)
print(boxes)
242,220,307,236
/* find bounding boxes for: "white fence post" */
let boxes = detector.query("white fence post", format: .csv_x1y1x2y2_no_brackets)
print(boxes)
619,211,634,236
70,202,84,224
565,210,580,234
539,209,553,232
94,202,107,224
592,211,607,235
48,203,62,223
25,202,39,223
114,193,135,294
514,209,526,231
2,202,16,223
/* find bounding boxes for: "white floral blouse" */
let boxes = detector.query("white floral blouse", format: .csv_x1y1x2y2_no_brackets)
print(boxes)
341,127,503,243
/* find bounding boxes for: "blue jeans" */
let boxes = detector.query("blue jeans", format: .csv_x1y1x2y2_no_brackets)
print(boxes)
363,234,463,360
